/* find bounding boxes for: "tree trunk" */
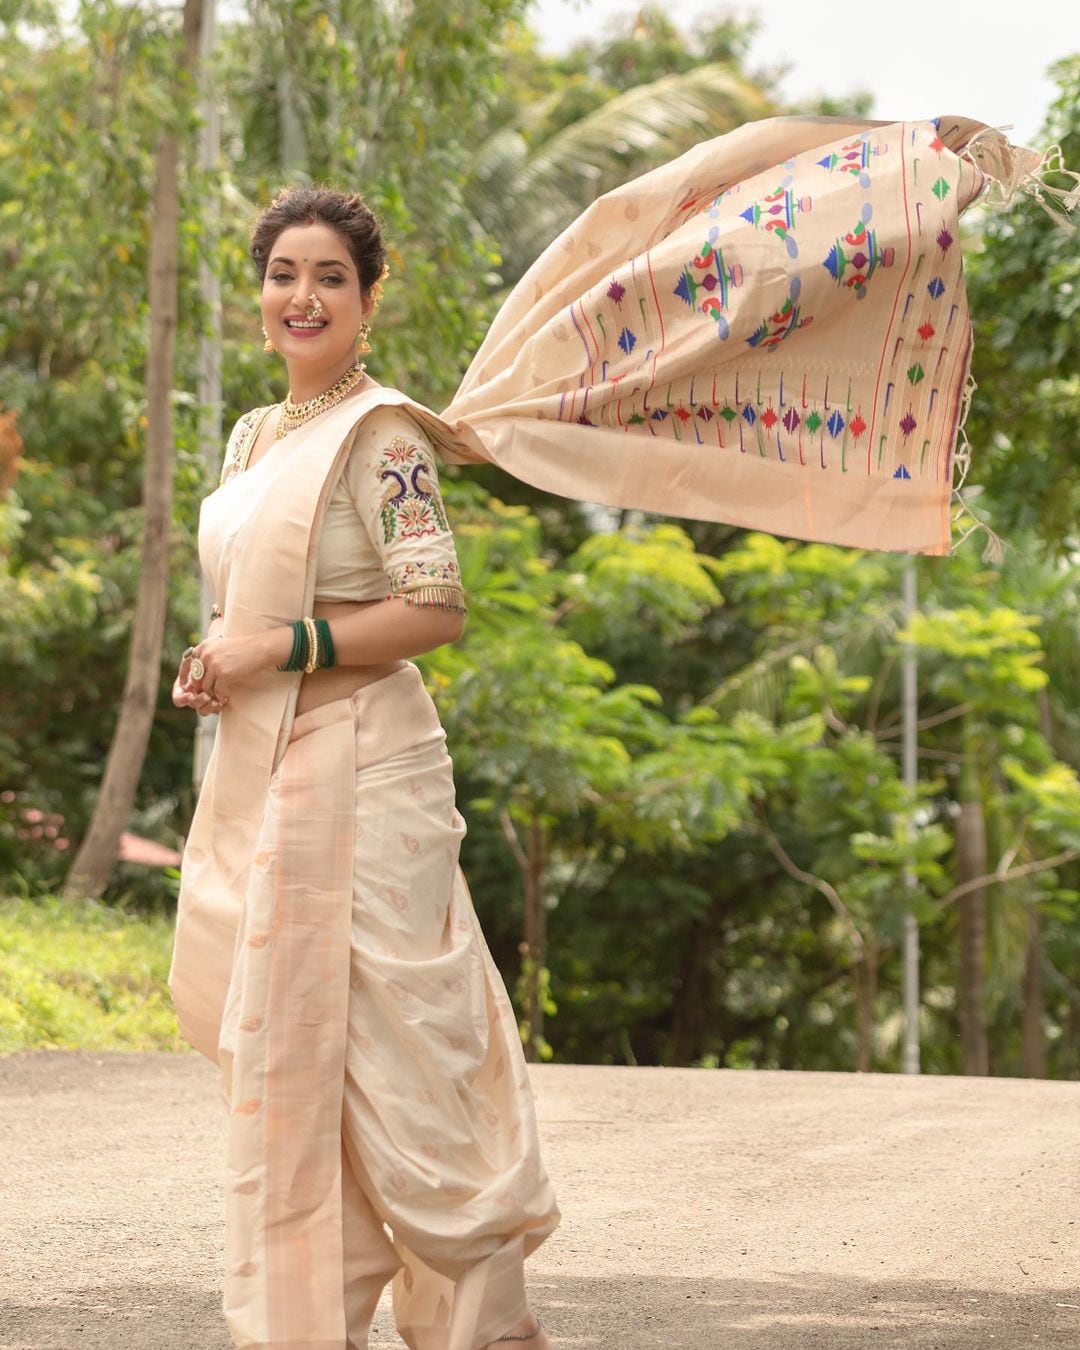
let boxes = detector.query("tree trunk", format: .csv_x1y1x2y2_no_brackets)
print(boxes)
64,0,205,899
521,817,547,1062
1020,906,1046,1078
670,916,711,1066
956,798,990,1075
853,929,879,1072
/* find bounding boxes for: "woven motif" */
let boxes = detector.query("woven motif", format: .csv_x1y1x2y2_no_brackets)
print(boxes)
439,115,1056,555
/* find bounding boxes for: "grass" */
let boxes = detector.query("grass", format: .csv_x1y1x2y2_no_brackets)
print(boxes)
0,895,187,1055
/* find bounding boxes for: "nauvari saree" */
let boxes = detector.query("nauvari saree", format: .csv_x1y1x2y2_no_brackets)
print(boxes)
171,384,559,1350
169,114,1072,1350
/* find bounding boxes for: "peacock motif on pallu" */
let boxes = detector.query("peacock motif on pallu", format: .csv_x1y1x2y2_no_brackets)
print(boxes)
816,134,885,187
673,236,745,339
823,206,896,298
739,183,814,257
746,277,813,351
377,436,451,544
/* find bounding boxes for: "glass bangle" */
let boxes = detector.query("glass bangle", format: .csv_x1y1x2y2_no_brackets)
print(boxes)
314,618,336,669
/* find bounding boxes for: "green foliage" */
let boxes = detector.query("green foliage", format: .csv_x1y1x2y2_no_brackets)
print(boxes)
0,895,182,1054
966,55,1080,551
1,8,1077,1080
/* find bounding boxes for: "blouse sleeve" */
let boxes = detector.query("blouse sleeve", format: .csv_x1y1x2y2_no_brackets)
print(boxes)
343,406,466,614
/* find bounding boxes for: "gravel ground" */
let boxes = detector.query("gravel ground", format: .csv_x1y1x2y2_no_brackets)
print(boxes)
0,1051,1077,1349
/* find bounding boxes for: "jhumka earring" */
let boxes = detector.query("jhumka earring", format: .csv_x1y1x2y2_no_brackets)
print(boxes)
357,321,372,355
262,326,276,353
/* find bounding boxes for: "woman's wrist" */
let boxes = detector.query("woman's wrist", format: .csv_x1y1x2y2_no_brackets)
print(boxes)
260,626,295,671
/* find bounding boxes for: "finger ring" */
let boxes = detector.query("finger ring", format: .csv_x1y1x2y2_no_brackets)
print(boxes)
183,646,195,661
189,657,206,680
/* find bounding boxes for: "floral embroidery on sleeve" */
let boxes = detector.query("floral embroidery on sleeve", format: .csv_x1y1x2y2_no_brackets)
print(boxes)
388,558,467,614
377,436,450,543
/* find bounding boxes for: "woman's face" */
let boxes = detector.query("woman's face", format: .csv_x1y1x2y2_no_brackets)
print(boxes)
260,222,372,373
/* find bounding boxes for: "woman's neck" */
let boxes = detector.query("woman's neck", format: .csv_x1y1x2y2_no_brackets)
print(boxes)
285,353,362,405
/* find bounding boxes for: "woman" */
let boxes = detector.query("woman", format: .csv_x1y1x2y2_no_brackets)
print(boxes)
169,113,1061,1350
169,188,558,1350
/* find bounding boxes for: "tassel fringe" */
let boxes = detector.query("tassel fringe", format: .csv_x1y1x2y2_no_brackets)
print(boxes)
396,585,468,614
949,368,1005,564
961,127,1080,231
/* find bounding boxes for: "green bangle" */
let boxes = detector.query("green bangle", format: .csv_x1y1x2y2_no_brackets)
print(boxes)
277,619,308,672
314,618,336,670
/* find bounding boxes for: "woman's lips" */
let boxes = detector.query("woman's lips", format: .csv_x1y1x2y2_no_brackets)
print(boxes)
283,320,328,339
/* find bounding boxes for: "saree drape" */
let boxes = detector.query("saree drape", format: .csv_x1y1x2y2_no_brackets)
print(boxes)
169,112,1066,1350
438,113,1050,556
170,385,559,1350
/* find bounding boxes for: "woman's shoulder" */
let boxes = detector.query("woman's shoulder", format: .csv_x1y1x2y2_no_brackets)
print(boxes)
350,393,435,453
356,394,432,440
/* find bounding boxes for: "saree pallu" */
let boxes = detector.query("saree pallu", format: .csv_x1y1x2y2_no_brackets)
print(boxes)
438,114,1066,555
220,663,558,1350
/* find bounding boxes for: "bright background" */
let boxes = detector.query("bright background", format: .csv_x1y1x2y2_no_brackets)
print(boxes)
530,0,1080,145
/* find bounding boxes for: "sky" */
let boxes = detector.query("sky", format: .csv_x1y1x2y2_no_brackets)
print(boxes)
527,0,1080,148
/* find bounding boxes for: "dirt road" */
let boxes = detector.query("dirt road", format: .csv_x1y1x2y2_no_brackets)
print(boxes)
1,1052,1077,1348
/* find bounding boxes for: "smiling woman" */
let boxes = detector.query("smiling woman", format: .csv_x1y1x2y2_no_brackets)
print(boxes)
168,187,557,1350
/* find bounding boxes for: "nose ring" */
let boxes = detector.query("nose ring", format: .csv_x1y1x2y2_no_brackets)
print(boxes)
305,292,323,320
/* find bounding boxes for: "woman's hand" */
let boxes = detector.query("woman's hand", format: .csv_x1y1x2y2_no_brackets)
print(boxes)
173,647,227,717
180,629,291,706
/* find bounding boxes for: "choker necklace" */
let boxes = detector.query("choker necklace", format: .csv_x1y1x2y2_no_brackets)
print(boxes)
276,360,367,439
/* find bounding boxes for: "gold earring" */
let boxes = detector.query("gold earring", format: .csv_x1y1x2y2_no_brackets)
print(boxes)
262,326,276,353
357,321,372,355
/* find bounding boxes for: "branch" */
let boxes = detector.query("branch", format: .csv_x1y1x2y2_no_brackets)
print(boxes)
753,805,865,959
936,849,1080,910
497,805,529,876
865,651,896,734
875,702,974,739
878,743,969,763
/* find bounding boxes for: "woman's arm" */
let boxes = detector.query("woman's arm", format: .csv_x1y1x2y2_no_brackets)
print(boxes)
181,601,463,703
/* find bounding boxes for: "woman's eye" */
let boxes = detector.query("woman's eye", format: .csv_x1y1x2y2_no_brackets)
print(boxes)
321,274,344,285
269,272,292,282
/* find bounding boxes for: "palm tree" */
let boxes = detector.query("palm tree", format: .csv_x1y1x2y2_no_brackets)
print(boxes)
467,62,775,287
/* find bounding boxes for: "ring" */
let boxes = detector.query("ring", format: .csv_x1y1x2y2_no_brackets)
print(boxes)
189,657,206,680
183,646,195,661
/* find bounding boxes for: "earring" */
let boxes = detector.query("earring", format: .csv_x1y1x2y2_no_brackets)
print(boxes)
357,321,372,355
262,326,276,353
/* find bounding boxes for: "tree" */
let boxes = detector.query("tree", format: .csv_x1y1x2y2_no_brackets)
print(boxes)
64,0,207,899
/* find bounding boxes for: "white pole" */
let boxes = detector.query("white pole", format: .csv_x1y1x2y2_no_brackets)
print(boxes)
194,0,222,792
901,557,921,1073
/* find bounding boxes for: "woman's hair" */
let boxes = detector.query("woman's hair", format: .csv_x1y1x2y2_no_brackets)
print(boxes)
249,187,388,293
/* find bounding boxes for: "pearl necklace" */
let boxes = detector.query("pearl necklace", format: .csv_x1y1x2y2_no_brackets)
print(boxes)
275,360,367,439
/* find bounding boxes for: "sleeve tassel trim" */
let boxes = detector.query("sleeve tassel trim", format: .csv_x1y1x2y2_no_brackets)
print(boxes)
393,585,468,614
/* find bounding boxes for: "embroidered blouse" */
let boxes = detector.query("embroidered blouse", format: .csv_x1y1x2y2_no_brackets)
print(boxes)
219,402,465,613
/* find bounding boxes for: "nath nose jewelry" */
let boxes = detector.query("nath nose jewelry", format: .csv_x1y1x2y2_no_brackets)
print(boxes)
305,292,323,320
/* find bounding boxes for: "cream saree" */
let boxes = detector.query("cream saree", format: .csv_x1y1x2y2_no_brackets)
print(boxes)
170,113,1070,1350
170,386,558,1350
438,114,1064,555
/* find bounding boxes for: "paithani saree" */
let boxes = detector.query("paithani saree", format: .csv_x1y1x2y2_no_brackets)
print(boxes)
169,113,1072,1350
170,385,558,1350
438,114,1067,557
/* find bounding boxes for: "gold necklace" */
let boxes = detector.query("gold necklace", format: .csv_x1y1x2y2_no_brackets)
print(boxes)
275,360,367,439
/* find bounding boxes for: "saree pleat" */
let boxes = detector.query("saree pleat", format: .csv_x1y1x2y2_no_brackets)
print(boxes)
217,666,558,1350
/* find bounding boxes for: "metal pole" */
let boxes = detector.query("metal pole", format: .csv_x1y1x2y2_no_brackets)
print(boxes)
901,556,921,1073
194,0,222,792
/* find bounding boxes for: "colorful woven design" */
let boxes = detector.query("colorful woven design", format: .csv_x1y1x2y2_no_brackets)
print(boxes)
440,115,1056,556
